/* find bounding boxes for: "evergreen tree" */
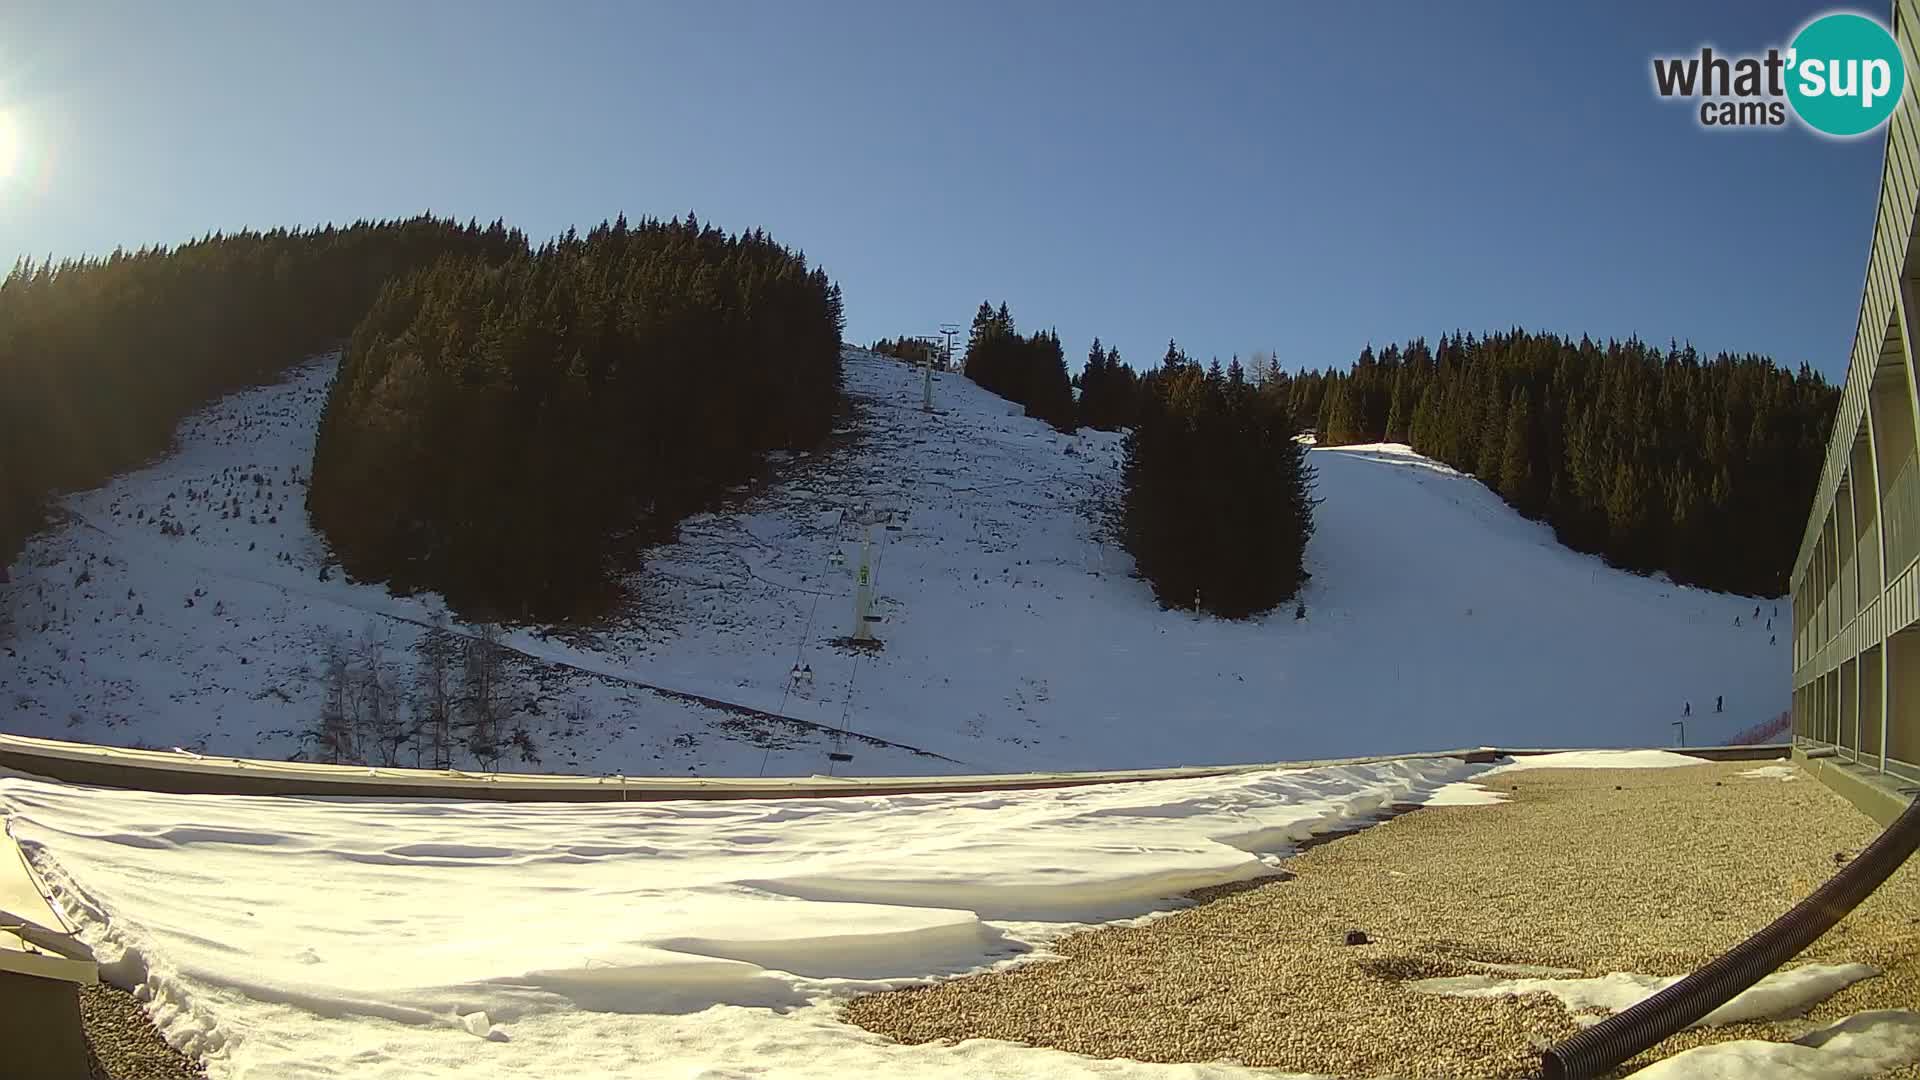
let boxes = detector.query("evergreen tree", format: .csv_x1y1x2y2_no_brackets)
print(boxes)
1476,384,1507,490
963,308,1086,431
1280,327,1833,594
1499,388,1536,513
1122,361,1315,618
1162,339,1188,372
308,214,845,618
1024,329,1076,432
0,217,528,566
1384,368,1412,443
1322,378,1358,444
1094,345,1141,430
869,336,938,365
1079,338,1139,430
1606,460,1651,568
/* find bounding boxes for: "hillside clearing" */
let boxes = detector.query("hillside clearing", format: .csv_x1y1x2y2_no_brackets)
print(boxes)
3,349,1786,776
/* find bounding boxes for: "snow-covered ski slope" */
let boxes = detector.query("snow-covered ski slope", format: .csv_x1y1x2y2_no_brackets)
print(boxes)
0,348,1786,775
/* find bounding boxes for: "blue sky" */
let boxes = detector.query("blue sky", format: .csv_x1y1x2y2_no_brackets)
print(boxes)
1,1,1888,380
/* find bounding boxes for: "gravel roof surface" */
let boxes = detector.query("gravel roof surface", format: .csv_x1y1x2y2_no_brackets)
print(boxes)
843,760,1920,1078
80,983,204,1080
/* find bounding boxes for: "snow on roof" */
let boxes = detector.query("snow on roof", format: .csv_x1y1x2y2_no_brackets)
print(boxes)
1484,749,1709,774
4,755,1480,1077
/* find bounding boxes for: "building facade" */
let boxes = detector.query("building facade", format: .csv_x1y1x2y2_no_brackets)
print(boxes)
1791,0,1920,782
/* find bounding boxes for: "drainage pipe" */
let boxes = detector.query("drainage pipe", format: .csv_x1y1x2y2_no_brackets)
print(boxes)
1541,791,1920,1079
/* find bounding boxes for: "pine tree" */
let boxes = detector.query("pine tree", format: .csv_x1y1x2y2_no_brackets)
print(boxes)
1475,374,1507,488
1081,338,1127,430
307,214,844,618
1104,346,1139,430
1384,367,1411,444
1265,327,1832,593
1121,361,1315,618
1409,383,1437,447
1323,380,1358,445
1499,388,1536,513
2,216,530,569
1606,460,1649,569
1024,330,1076,432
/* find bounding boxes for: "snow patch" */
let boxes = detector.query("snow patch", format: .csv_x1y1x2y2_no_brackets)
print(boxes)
1484,749,1707,774
458,1011,507,1041
1410,963,1878,1027
1629,1010,1920,1079
2,758,1469,1078
1737,764,1800,781
1414,781,1508,806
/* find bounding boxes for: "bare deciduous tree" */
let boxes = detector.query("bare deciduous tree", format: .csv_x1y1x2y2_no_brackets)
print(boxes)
311,628,355,763
463,623,508,771
355,625,407,767
415,615,457,769
0,579,16,645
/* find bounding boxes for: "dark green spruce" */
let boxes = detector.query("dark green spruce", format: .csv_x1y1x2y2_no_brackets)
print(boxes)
1121,344,1317,619
0,216,526,565
961,301,1076,432
307,214,844,620
1270,330,1834,596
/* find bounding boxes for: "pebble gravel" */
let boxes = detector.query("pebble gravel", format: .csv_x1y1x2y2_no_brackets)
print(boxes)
79,983,204,1080
843,760,1920,1078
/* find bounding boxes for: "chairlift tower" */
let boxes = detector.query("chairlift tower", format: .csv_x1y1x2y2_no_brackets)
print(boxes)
849,505,890,641
940,324,961,371
912,334,941,413
853,525,875,639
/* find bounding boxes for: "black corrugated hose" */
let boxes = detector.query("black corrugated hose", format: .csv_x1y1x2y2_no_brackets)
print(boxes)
1541,788,1920,1080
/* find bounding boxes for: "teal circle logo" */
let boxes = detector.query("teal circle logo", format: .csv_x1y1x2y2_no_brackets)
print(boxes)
1786,13,1906,136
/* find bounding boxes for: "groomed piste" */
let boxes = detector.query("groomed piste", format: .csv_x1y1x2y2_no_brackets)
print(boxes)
1,349,1791,779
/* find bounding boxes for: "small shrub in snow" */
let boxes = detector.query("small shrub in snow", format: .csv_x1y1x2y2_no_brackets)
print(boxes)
562,697,594,734
509,725,540,765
